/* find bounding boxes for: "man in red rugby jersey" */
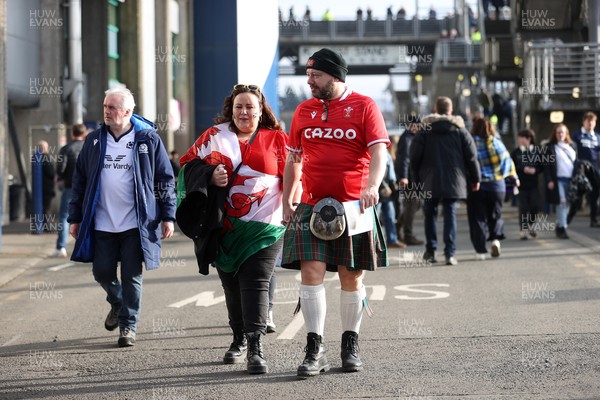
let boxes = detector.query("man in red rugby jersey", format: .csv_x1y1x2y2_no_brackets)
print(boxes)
281,48,390,378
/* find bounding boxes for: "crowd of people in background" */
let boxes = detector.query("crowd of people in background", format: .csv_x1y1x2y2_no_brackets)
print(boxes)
377,104,599,263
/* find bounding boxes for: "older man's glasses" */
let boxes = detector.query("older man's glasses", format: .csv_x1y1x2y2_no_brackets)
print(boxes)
233,84,261,93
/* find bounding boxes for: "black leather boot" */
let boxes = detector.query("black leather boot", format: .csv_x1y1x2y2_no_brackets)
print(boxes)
246,331,267,374
297,332,330,378
223,330,247,364
341,331,363,372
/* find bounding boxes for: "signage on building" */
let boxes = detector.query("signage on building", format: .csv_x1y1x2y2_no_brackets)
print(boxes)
299,45,409,66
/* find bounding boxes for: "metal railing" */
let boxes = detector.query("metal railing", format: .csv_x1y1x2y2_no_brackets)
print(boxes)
279,17,451,40
436,39,482,66
524,41,600,98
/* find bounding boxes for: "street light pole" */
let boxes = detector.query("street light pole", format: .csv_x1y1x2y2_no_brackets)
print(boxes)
68,0,83,124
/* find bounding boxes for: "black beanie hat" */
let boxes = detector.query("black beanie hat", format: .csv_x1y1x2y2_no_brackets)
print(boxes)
306,48,348,82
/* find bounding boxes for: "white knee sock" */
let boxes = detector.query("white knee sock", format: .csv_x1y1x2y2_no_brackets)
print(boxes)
300,284,326,336
340,286,366,334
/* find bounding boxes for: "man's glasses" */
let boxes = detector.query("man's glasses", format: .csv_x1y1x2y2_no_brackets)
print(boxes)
233,84,261,93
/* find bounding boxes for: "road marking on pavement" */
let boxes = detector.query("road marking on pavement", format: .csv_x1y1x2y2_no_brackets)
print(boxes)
48,262,75,272
2,334,22,347
367,285,386,301
394,283,450,300
167,291,226,308
276,312,305,340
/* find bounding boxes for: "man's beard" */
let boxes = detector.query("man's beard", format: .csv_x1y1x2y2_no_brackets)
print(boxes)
313,79,335,100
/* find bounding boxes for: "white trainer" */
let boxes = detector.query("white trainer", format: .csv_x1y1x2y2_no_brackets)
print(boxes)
491,240,501,257
51,248,67,258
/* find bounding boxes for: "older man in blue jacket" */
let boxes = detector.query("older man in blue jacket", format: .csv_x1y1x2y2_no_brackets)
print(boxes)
68,87,176,347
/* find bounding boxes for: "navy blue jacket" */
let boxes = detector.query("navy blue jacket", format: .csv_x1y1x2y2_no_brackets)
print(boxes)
571,129,600,168
68,114,176,269
394,129,416,181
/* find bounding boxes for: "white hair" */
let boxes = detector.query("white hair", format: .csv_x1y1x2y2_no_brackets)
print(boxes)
104,87,136,112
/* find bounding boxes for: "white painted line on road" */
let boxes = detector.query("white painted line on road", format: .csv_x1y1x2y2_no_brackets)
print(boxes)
167,291,226,308
48,262,75,272
2,334,22,347
394,283,450,300
276,312,305,340
368,285,386,301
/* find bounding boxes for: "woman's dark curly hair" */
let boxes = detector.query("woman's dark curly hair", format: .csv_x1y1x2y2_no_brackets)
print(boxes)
214,85,281,132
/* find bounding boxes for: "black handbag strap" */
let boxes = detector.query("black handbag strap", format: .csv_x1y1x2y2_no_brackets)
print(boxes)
227,127,260,190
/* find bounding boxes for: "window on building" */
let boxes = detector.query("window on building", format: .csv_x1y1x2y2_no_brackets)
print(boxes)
107,0,120,85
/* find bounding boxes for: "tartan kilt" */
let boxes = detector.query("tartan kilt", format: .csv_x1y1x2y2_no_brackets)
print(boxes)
281,202,389,272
